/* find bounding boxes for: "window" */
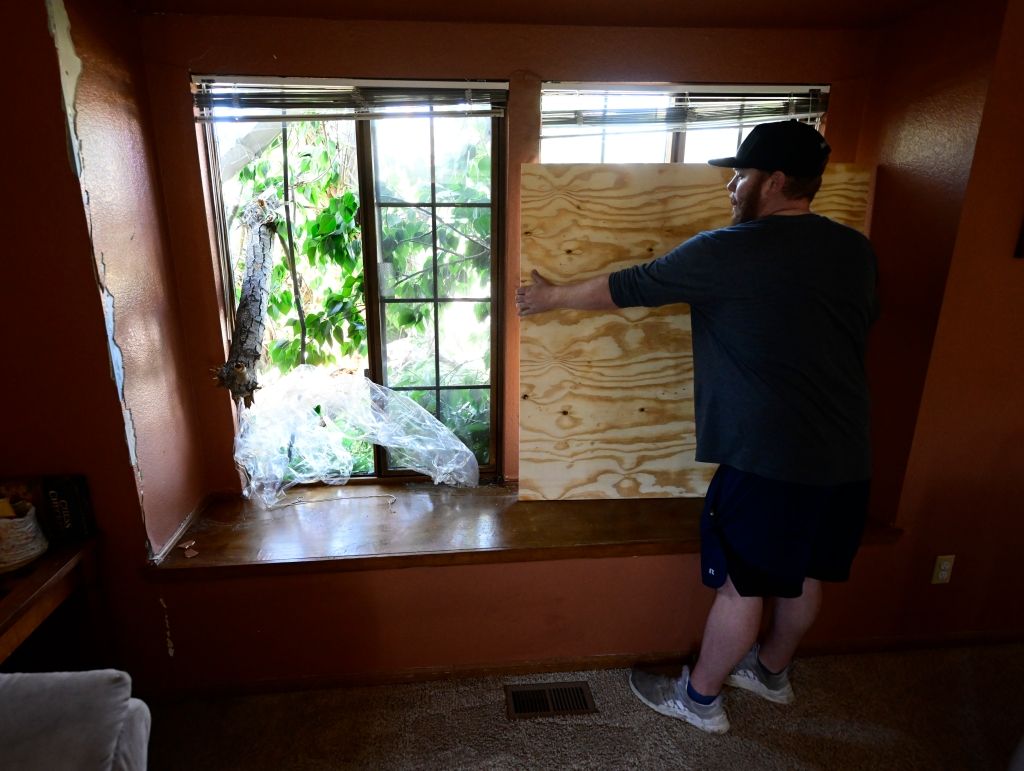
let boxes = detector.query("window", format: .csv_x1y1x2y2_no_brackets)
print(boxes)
540,84,828,164
194,77,506,478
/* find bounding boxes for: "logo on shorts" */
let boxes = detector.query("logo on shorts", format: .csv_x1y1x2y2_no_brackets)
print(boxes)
708,568,715,576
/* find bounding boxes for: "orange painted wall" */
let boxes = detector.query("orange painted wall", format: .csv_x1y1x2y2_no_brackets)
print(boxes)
159,556,712,689
140,16,877,491
858,0,1010,524
4,0,170,678
7,0,1021,692
65,0,208,556
892,0,1024,636
807,0,1024,647
129,17,881,689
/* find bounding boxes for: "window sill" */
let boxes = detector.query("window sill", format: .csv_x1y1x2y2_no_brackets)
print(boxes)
151,483,902,578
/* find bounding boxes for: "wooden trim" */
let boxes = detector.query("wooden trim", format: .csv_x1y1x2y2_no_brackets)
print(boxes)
796,631,1024,658
143,630,1017,696
148,507,198,565
490,111,508,476
149,649,690,696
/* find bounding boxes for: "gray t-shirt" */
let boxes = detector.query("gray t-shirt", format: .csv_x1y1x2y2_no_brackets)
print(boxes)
608,213,879,485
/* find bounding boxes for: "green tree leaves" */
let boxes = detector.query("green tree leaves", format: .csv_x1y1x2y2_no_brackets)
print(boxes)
226,115,494,471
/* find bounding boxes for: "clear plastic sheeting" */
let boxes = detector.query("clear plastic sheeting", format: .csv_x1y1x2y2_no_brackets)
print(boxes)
234,366,479,507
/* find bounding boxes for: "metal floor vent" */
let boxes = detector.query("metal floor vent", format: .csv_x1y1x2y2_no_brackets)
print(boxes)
504,681,597,719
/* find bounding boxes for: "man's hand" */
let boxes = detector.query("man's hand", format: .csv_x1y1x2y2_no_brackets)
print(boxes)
516,270,616,317
516,270,556,316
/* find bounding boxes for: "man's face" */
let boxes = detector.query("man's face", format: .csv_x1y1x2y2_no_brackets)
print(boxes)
726,168,766,225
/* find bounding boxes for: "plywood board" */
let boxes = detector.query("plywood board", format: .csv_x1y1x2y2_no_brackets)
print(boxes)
519,163,872,501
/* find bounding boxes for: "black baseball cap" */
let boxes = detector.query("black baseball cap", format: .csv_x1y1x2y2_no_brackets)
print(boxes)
708,119,831,177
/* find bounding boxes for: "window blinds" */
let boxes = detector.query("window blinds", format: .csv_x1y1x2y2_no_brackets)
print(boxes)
541,86,829,134
193,76,509,122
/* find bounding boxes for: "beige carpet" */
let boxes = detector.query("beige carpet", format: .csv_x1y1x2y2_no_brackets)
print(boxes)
149,643,1024,770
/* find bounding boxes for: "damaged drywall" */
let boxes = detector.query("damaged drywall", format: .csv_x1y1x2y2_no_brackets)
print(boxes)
45,0,83,179
97,252,139,466
45,0,141,472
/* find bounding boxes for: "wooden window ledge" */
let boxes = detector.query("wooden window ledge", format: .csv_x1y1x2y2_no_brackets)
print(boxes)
152,483,902,577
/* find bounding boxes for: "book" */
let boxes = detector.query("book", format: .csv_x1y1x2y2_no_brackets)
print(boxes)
0,475,94,543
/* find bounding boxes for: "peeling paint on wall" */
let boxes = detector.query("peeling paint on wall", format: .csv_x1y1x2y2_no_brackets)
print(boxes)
44,1,143,477
96,253,139,466
45,0,83,179
98,269,125,400
159,597,175,658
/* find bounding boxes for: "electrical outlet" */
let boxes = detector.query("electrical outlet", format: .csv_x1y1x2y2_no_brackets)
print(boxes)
931,554,955,584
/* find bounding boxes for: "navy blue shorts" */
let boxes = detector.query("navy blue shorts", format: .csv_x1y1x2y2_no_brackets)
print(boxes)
700,465,869,598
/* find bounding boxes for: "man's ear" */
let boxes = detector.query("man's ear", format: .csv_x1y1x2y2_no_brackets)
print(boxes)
767,170,787,192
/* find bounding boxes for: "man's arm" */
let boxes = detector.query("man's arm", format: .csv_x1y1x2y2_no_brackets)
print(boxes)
515,270,617,316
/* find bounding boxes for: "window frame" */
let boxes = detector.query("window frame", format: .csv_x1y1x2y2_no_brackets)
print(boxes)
355,115,506,479
196,78,507,483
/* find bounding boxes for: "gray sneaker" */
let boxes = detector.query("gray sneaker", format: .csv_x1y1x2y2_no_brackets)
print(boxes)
629,665,730,734
725,644,795,704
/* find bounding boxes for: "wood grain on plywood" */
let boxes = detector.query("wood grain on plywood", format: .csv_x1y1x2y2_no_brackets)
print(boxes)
519,163,871,501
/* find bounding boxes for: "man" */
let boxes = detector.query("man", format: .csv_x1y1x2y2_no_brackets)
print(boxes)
515,120,878,734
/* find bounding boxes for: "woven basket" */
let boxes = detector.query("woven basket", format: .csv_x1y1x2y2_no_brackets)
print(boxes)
0,506,49,573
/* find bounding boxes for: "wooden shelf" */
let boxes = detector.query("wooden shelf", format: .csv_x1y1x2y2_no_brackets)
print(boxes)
154,483,703,576
0,541,95,663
